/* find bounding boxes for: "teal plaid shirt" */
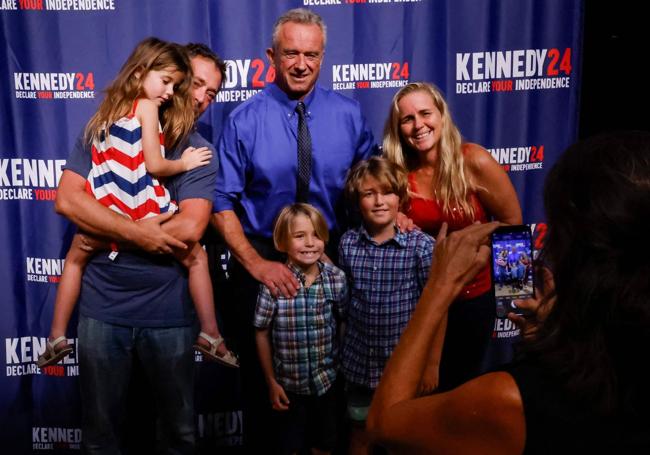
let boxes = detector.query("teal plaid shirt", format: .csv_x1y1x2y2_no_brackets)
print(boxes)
254,261,348,396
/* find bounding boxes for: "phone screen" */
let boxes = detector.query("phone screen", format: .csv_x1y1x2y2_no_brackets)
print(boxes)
491,225,534,317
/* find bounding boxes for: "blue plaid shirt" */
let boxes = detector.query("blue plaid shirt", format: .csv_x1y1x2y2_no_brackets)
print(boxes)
254,261,348,396
338,226,434,388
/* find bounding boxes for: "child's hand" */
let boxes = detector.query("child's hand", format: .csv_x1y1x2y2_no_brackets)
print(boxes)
268,380,290,411
180,146,212,171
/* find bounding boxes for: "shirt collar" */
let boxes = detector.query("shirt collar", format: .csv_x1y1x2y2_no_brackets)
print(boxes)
357,224,407,248
287,260,324,284
267,82,318,118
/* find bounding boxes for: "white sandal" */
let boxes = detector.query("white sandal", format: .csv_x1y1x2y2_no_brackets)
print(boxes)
193,332,239,368
37,336,73,368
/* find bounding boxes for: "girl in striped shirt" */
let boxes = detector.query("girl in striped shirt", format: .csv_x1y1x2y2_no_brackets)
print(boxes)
38,37,237,369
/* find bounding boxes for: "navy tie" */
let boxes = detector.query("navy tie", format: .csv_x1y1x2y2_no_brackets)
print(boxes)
295,101,312,203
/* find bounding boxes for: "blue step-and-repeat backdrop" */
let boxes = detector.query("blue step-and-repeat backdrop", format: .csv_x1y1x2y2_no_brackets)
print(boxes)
1,0,582,452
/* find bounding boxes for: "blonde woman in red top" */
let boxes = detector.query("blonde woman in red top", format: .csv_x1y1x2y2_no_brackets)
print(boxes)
383,82,521,391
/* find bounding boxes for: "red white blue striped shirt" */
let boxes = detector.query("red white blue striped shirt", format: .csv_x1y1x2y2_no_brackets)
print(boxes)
86,112,176,220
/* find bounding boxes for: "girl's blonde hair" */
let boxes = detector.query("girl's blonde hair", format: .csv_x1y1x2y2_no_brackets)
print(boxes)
273,203,330,253
84,37,195,150
382,82,476,220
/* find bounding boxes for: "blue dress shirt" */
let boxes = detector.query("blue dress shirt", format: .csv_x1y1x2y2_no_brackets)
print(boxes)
214,83,377,237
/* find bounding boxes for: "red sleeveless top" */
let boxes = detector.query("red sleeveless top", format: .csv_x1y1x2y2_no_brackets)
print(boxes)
406,172,491,300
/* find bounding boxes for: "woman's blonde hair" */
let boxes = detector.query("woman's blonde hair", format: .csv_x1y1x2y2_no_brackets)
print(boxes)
273,203,330,252
382,82,475,220
84,37,195,150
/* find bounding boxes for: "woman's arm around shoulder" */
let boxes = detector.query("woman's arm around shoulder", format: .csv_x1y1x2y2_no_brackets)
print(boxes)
370,371,525,454
464,142,522,225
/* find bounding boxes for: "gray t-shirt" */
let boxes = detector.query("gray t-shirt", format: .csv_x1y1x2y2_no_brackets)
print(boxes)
64,131,217,327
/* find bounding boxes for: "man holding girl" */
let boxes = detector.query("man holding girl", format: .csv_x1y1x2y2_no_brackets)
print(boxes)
54,40,226,453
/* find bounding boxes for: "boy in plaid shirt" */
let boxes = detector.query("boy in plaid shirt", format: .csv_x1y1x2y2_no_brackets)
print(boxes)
338,157,435,454
254,203,347,455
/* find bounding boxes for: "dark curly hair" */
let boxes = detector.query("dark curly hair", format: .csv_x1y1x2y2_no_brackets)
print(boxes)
184,42,227,87
526,131,650,416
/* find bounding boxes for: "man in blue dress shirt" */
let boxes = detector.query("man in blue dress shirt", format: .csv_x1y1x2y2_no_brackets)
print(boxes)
211,8,376,452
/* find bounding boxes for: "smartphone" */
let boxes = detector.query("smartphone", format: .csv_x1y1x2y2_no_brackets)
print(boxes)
491,225,534,317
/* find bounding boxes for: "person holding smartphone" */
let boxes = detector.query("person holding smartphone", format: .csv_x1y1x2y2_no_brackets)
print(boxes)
368,132,650,454
382,82,521,391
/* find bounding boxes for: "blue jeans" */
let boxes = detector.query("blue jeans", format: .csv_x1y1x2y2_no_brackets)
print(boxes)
78,316,195,455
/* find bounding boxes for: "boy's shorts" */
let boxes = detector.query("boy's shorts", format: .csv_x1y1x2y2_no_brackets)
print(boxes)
345,383,375,424
273,384,338,455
